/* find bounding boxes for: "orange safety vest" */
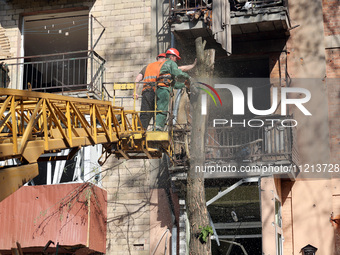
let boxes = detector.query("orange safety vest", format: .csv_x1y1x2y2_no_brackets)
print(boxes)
142,61,166,92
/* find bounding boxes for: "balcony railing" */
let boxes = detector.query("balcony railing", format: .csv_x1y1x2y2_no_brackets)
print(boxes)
170,0,284,16
229,0,284,11
169,0,290,44
206,117,296,164
170,0,210,14
1,50,105,97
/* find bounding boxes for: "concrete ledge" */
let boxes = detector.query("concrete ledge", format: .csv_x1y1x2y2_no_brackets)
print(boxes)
324,35,340,49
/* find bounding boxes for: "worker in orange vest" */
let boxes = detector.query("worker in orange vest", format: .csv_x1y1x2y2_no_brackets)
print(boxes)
155,48,191,131
135,53,196,130
135,53,166,129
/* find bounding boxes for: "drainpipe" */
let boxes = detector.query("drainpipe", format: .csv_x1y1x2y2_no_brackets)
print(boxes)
171,29,175,49
164,155,177,255
90,15,94,91
172,224,177,255
169,20,178,255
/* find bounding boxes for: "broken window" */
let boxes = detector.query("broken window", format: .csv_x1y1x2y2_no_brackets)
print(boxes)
206,178,262,254
30,145,103,187
22,10,89,92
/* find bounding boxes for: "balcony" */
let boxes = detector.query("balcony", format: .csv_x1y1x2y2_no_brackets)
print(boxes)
170,116,299,182
169,0,291,42
205,116,299,179
230,2,290,35
0,50,106,99
0,183,107,254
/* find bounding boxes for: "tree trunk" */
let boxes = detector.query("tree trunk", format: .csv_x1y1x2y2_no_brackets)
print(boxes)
186,37,215,255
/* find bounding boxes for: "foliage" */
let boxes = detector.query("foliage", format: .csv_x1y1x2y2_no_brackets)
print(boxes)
198,225,213,243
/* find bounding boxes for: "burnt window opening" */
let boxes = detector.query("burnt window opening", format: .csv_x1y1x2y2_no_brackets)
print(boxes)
22,11,89,92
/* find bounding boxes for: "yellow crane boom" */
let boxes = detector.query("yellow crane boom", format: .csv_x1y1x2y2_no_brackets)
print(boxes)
0,88,170,201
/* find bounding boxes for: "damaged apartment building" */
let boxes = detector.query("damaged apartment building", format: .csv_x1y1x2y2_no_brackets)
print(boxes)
0,0,339,255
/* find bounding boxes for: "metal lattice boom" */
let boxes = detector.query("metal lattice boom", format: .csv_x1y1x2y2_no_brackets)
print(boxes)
0,88,170,201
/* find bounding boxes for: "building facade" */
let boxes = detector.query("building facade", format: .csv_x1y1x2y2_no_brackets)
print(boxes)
0,0,339,254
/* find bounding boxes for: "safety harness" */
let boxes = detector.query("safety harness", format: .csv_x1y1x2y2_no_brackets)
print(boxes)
157,74,172,87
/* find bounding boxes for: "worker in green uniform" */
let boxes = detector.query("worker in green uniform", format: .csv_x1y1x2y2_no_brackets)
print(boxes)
155,48,191,131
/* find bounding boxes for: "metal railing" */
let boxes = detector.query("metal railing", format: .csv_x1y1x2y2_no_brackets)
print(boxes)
170,0,210,13
170,0,284,15
1,50,105,97
229,0,284,11
109,82,167,131
206,117,294,163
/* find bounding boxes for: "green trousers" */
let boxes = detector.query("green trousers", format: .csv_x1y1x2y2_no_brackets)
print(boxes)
155,87,170,130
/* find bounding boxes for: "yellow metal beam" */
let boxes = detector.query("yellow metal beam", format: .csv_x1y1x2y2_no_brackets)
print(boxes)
0,88,171,201
113,83,135,90
0,163,39,202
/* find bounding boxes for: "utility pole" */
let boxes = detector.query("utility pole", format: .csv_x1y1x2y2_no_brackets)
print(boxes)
186,37,215,255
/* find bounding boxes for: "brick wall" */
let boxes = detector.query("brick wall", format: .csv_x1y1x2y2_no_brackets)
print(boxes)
0,24,10,58
324,0,340,252
102,157,156,255
269,52,287,81
92,3,163,253
325,49,340,78
323,0,340,165
322,0,340,36
0,1,162,254
325,51,340,166
281,180,293,255
325,50,340,167
92,0,153,85
269,51,288,115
